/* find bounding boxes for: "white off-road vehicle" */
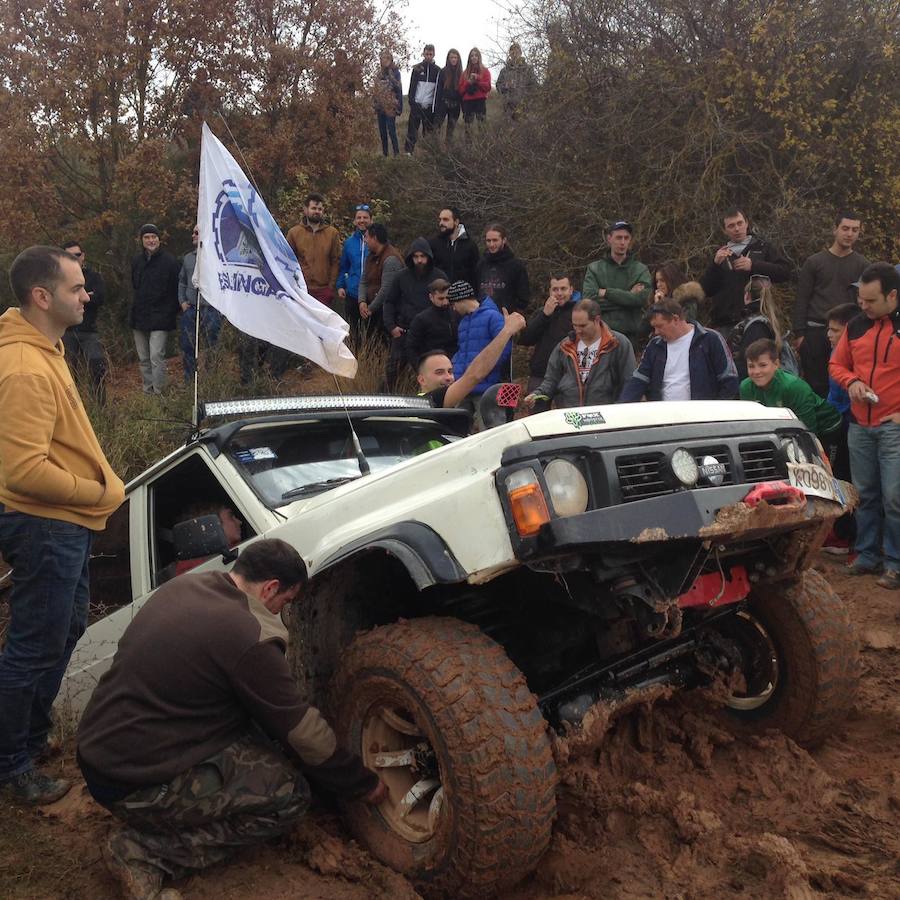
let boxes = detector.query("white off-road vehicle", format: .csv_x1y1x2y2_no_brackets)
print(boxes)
60,395,859,899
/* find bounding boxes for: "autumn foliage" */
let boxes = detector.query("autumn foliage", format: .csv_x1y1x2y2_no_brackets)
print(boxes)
0,0,897,322
370,0,899,287
0,0,405,312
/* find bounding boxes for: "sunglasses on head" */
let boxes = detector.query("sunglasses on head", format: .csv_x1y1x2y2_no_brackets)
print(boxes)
355,204,371,212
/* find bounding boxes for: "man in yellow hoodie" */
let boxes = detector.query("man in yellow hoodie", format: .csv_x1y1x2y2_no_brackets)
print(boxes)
0,245,125,806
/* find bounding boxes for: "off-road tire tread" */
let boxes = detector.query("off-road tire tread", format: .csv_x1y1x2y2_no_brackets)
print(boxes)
332,616,557,898
748,569,859,747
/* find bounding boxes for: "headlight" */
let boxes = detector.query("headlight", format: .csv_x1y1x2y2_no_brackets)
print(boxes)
544,459,589,517
670,448,699,486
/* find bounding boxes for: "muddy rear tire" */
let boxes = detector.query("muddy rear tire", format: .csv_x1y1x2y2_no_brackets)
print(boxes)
332,616,557,899
723,569,859,747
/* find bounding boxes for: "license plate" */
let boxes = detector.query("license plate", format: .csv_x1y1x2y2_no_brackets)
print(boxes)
787,462,846,504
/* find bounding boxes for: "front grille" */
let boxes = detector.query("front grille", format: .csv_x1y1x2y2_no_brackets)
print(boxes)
739,441,780,481
616,453,670,501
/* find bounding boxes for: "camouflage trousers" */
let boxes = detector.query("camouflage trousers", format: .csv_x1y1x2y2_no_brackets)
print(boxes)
104,734,310,878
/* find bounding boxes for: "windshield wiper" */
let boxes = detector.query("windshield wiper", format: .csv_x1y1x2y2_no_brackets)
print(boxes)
281,476,361,500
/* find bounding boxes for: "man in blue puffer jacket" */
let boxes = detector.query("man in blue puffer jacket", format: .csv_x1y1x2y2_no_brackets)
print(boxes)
450,281,511,408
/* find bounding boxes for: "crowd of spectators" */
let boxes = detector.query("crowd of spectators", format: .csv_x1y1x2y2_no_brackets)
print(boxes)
373,43,537,155
54,198,900,590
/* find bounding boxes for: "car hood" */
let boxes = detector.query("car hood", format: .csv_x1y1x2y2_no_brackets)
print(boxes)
521,401,796,439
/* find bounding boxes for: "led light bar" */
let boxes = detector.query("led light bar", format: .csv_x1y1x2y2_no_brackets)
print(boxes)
202,395,434,418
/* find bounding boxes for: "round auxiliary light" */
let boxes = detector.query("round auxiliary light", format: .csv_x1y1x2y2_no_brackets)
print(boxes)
544,459,589,517
670,448,699,486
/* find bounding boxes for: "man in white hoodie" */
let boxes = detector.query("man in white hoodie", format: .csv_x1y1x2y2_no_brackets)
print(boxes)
405,44,440,153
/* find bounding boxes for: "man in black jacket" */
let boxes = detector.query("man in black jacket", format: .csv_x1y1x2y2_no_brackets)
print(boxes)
700,207,791,335
382,238,447,388
406,278,458,365
405,44,440,153
130,224,181,395
476,224,530,313
429,207,480,288
520,273,580,392
61,240,108,403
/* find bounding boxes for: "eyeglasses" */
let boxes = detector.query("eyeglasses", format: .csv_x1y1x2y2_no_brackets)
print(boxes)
355,204,371,212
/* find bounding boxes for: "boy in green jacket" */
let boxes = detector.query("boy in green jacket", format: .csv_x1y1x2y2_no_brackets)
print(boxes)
740,338,842,438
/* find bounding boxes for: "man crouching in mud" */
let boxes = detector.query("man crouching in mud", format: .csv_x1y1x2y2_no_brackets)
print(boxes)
76,539,386,899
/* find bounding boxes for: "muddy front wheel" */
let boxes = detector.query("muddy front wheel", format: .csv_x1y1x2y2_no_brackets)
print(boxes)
720,569,859,747
332,616,557,898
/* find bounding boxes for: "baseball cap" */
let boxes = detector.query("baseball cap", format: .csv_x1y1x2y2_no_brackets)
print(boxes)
606,220,633,234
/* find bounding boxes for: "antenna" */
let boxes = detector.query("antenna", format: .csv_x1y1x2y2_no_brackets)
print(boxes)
332,374,370,476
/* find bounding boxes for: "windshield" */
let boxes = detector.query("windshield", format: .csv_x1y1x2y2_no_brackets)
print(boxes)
227,418,457,508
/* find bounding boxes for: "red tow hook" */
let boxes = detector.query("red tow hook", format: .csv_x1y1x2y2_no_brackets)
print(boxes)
743,481,806,510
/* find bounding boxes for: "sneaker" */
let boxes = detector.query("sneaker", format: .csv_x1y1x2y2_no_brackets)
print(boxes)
0,769,71,805
846,560,883,576
104,831,166,900
876,569,900,590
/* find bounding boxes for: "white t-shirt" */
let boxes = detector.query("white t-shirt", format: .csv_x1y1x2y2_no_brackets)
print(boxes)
662,326,694,401
576,338,602,383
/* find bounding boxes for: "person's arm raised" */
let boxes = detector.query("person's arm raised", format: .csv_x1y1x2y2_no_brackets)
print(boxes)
442,309,526,408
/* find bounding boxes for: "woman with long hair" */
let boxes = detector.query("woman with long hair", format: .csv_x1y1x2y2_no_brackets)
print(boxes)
373,50,402,156
653,261,688,302
728,275,795,379
436,49,463,142
458,47,492,129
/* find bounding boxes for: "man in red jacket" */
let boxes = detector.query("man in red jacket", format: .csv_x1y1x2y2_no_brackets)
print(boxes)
829,262,900,589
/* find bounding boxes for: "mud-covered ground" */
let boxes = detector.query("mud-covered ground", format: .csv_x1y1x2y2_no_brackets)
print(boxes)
2,554,898,899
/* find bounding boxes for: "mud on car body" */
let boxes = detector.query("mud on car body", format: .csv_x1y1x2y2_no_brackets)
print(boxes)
60,397,859,900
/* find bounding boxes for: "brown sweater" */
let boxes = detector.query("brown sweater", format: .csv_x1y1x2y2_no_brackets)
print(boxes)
77,571,376,798
285,219,342,292
0,309,124,529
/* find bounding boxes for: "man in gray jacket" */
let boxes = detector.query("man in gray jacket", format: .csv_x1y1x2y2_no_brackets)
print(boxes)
179,225,222,382
524,299,635,409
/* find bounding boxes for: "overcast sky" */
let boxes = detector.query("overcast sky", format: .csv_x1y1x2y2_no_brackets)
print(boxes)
401,0,510,71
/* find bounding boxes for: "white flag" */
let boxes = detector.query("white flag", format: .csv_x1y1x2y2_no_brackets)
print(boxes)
195,122,357,377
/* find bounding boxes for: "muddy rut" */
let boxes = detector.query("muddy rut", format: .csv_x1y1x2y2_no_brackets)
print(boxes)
3,553,898,899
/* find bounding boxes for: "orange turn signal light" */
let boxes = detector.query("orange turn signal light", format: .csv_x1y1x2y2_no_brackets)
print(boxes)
509,483,551,537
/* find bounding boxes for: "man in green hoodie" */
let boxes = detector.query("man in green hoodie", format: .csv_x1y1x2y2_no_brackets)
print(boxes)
582,220,652,350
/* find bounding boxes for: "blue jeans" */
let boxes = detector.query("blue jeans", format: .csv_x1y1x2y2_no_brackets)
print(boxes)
377,113,399,156
179,303,223,381
848,421,900,572
0,507,92,780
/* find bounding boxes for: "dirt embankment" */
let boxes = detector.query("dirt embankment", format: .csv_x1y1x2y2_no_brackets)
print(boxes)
2,554,898,899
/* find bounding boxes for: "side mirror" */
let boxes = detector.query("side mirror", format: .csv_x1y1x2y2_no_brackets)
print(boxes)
173,515,238,564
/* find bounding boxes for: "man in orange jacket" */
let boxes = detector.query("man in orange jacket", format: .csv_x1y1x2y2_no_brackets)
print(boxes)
0,246,125,805
829,262,900,589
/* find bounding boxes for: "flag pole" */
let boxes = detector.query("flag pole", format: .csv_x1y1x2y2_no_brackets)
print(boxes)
191,296,201,430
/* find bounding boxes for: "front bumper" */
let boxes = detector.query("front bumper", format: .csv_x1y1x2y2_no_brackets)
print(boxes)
511,480,853,562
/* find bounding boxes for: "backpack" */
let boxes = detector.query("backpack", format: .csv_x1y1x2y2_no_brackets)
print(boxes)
729,314,800,376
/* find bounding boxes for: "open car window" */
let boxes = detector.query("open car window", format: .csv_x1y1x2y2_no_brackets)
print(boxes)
228,418,458,508
149,452,256,587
